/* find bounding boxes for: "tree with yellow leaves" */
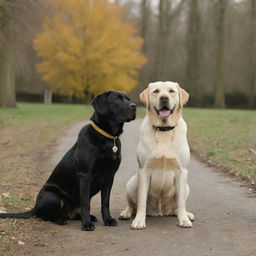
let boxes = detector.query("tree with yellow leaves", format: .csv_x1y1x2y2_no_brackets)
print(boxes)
34,0,146,98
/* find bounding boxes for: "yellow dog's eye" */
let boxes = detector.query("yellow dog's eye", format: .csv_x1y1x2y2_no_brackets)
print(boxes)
169,89,175,93
153,89,159,93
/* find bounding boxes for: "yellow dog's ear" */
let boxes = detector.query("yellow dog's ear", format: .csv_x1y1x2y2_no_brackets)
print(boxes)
178,84,189,108
140,88,149,108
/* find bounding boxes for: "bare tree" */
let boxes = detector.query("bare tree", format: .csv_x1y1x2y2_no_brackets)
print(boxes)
248,0,256,108
0,1,16,107
0,0,48,108
214,0,228,108
129,0,151,101
141,0,149,54
138,0,151,88
155,0,185,81
186,0,202,104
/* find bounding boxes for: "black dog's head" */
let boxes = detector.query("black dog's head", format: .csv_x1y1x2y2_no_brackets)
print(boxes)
91,91,136,123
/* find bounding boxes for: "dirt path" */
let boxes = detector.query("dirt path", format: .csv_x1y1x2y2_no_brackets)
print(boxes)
24,120,256,256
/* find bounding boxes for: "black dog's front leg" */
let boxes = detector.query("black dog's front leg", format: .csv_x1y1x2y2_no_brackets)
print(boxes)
101,176,117,227
79,173,94,231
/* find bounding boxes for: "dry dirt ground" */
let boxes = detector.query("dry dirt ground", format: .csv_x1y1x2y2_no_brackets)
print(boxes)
1,120,256,256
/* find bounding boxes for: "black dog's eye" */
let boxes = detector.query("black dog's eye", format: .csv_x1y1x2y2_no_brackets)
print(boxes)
169,89,175,93
153,89,159,94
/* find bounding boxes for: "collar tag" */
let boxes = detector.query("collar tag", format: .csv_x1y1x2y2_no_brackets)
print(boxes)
91,121,118,153
112,138,118,153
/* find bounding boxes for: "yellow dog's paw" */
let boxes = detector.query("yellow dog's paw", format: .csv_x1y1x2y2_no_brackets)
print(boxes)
131,217,146,230
178,212,193,228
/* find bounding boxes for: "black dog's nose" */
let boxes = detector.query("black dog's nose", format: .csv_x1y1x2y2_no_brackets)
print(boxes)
160,96,169,102
129,103,136,109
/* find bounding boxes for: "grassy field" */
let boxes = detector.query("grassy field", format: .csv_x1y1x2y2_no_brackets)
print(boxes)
184,108,256,182
0,103,255,255
0,102,92,128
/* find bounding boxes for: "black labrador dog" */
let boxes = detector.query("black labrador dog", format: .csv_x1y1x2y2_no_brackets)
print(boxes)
0,91,136,231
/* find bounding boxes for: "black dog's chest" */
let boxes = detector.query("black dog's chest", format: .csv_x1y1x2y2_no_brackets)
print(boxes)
91,138,121,174
89,155,120,195
92,153,121,175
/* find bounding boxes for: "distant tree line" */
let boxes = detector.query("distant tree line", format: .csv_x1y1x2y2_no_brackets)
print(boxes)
124,0,256,108
0,0,255,109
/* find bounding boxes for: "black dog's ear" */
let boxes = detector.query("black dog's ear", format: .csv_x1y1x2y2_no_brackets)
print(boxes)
91,91,111,116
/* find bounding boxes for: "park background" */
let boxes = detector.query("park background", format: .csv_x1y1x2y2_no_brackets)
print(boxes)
0,1,255,255
1,0,256,108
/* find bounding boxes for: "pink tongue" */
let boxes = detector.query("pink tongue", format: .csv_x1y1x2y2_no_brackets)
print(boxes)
159,110,171,119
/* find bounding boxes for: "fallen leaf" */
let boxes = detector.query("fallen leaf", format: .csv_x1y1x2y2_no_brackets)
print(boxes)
18,241,25,246
0,206,7,213
1,193,10,199
249,149,256,155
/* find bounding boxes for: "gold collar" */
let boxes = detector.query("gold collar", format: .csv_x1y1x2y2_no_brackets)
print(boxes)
91,121,118,139
91,121,118,153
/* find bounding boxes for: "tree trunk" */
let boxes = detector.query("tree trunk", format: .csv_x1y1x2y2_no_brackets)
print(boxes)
155,0,185,81
130,0,150,102
156,0,171,81
139,0,149,87
44,89,52,104
141,0,148,54
214,0,228,109
248,0,256,108
186,0,201,104
0,4,16,108
0,46,16,108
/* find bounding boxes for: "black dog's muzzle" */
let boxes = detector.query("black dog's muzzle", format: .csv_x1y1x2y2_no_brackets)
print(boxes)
128,102,136,121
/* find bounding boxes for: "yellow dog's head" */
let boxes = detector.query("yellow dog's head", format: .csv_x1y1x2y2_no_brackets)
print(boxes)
140,81,189,126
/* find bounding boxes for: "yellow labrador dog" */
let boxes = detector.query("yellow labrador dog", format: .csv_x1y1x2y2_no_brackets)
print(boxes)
119,81,195,229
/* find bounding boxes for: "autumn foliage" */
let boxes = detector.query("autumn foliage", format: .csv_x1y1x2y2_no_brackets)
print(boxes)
34,0,146,97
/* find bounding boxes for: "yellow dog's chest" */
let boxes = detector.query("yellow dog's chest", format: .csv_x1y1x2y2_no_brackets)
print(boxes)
148,132,181,160
147,156,177,198
149,167,175,198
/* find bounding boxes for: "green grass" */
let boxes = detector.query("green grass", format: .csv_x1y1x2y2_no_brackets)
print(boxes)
0,102,92,128
183,108,256,181
1,194,31,209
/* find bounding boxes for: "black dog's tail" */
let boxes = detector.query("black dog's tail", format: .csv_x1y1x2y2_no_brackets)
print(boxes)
0,209,35,219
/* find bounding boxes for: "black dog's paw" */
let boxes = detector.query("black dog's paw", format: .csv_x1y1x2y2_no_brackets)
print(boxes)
90,215,98,222
82,222,95,231
104,218,118,226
